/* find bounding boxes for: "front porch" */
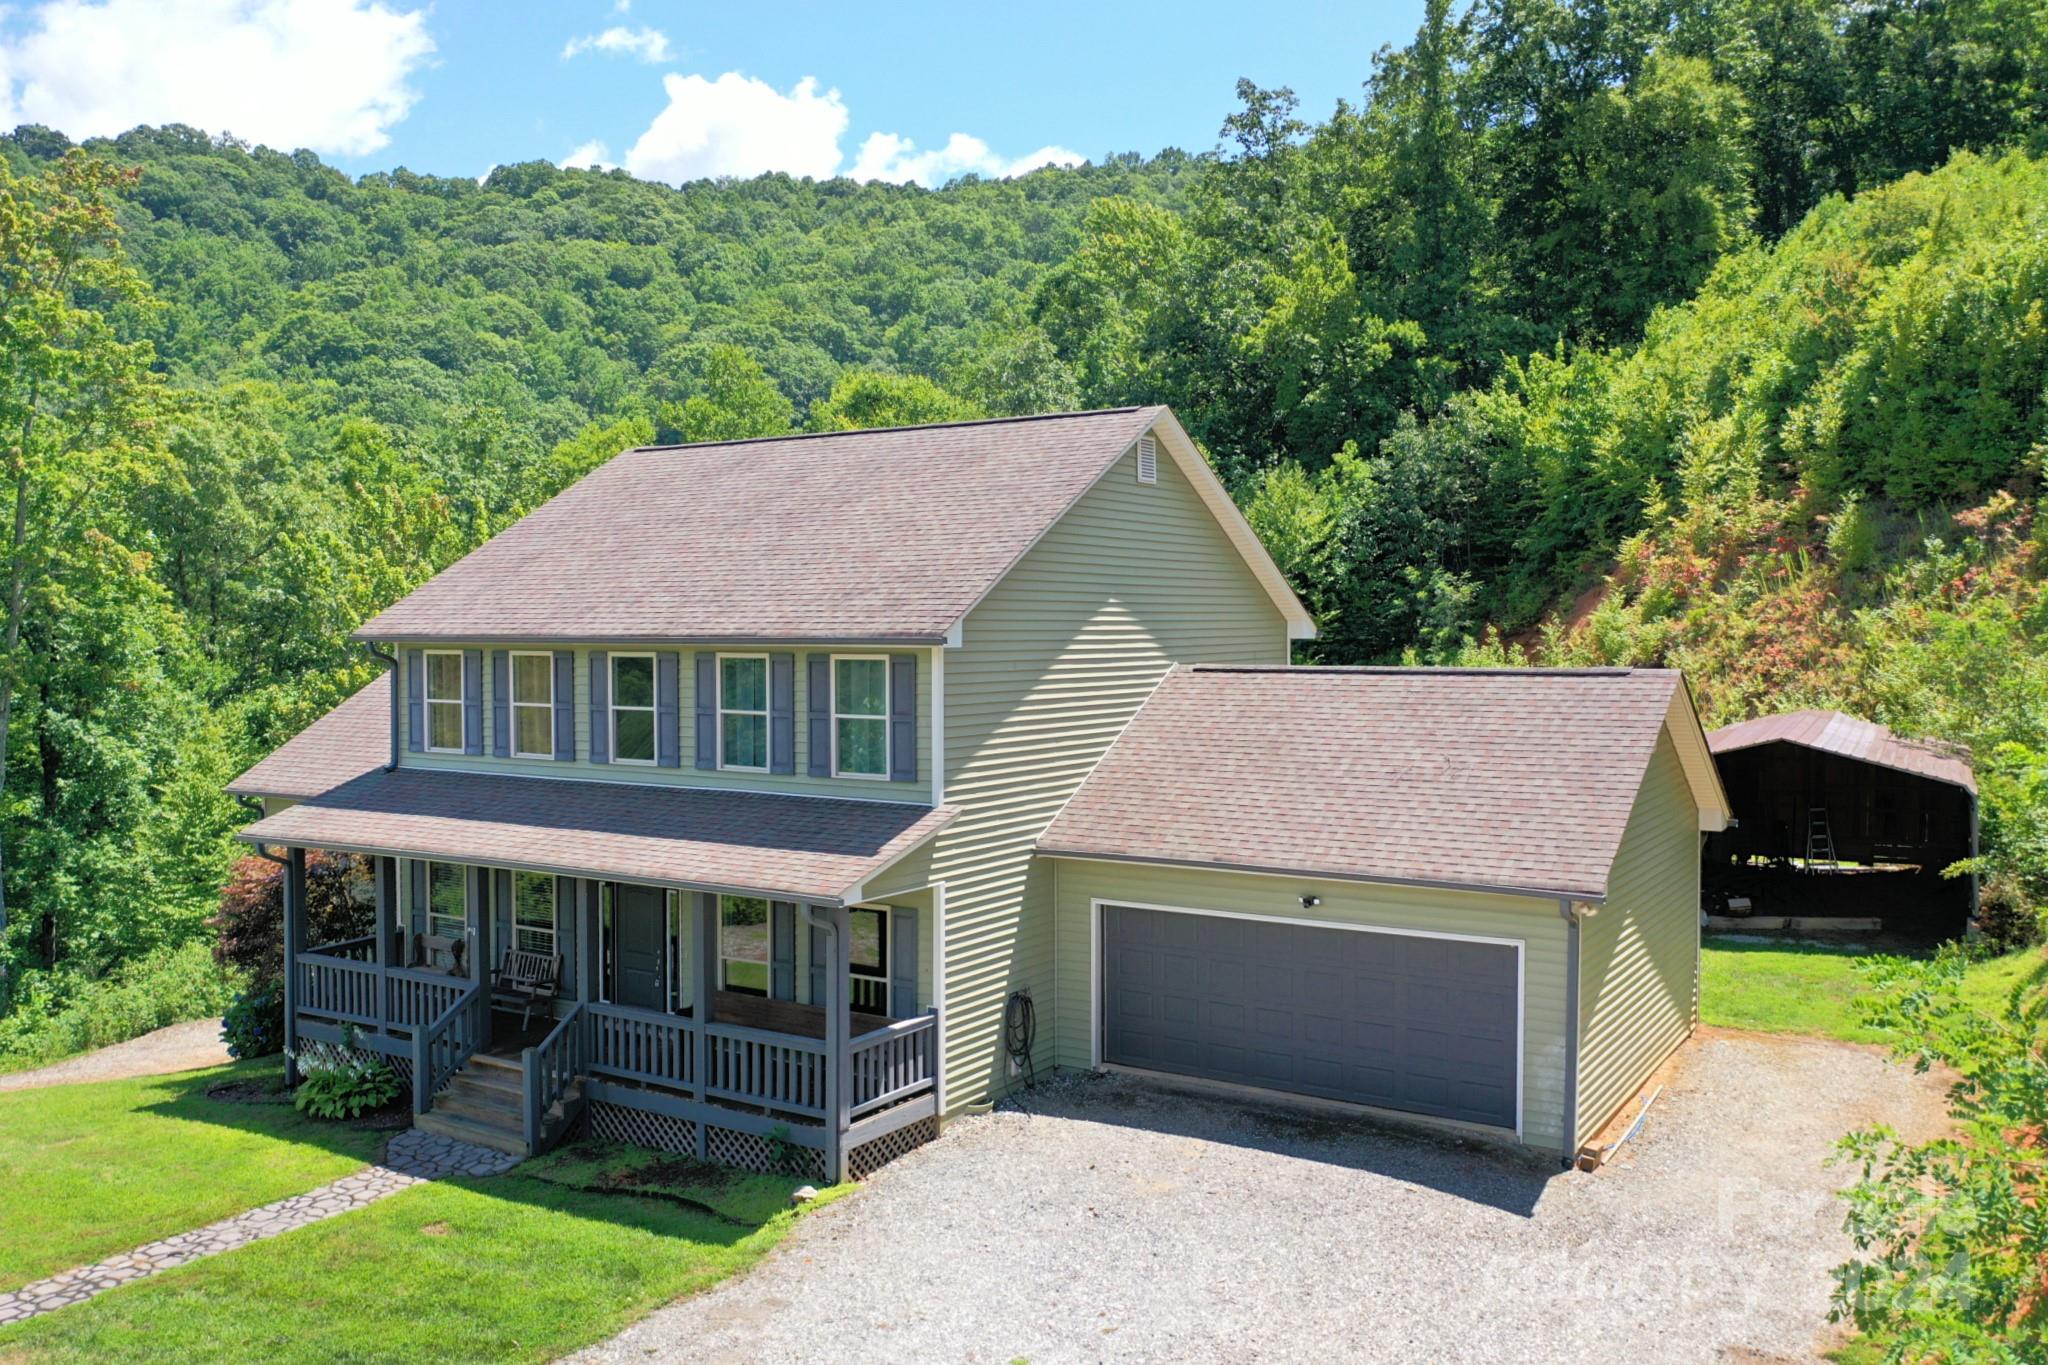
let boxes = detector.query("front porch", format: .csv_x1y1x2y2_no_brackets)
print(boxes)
282,850,941,1181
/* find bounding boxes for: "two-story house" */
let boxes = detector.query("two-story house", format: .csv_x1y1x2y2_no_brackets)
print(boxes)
231,406,1727,1179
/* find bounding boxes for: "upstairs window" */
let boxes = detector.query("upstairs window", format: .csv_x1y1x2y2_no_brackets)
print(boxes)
512,871,556,955
424,651,465,752
832,656,888,778
611,654,656,764
511,652,554,758
719,654,769,771
719,894,769,995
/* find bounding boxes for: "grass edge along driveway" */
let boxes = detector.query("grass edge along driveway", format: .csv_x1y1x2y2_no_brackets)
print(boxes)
0,1058,385,1294
0,1145,848,1363
1701,936,2047,1043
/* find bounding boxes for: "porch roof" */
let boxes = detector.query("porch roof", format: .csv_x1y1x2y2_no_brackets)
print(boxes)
237,767,954,905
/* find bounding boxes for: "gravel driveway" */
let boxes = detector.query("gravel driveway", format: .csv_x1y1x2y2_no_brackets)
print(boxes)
577,1029,1947,1364
0,1019,228,1092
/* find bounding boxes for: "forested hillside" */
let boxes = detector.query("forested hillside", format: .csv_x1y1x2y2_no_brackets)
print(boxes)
0,0,2043,1078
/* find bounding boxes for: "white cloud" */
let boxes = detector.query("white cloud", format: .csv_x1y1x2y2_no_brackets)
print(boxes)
622,72,847,183
613,69,1084,188
0,0,434,156
848,131,1083,187
559,139,613,171
561,25,671,63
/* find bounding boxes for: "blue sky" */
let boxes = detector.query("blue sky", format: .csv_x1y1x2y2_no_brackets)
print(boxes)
0,0,1427,186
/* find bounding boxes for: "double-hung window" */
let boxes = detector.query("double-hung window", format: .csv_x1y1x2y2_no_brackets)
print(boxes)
512,871,556,954
718,655,769,771
426,861,467,940
832,655,889,778
611,654,656,764
511,652,554,758
424,650,465,752
719,894,769,995
848,906,889,1013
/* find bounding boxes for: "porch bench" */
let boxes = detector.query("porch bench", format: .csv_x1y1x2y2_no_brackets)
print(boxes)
492,949,562,1028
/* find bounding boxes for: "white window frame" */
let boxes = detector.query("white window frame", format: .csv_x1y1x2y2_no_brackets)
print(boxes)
847,905,890,1014
609,651,657,766
718,893,771,995
424,860,468,941
510,870,557,956
423,649,466,754
509,650,556,759
716,652,771,773
830,653,891,781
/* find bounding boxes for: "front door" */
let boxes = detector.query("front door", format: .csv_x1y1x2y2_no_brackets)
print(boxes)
610,884,666,1011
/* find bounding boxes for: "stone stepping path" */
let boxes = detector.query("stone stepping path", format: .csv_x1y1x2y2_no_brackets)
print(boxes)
0,1129,519,1327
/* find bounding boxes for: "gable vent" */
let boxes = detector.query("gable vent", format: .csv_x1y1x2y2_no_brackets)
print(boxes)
1135,434,1158,485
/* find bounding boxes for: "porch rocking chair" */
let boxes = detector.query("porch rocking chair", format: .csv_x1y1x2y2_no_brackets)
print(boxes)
492,949,562,1029
410,933,467,976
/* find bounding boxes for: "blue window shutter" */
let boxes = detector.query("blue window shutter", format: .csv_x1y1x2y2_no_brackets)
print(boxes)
494,868,512,968
806,654,830,777
770,901,796,1000
556,876,577,999
769,653,795,774
656,651,681,768
405,649,424,753
552,651,576,761
462,649,484,755
587,652,609,764
490,650,510,756
889,906,918,1016
408,859,426,939
808,917,827,1005
693,653,716,770
888,653,917,782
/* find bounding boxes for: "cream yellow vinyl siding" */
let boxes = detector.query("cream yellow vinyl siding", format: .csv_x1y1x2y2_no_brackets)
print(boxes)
397,642,933,805
1575,730,1700,1149
927,436,1288,1111
1044,858,1574,1152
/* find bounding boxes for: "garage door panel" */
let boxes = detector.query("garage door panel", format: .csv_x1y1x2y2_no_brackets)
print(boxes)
1102,905,1518,1130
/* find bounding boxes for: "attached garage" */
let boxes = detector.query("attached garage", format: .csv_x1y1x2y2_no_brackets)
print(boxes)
1039,664,1731,1160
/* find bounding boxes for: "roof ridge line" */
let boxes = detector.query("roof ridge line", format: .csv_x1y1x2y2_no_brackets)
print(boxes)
626,405,1157,456
1186,664,1649,678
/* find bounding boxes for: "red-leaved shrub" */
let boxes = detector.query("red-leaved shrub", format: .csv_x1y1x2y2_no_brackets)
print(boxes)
210,851,377,985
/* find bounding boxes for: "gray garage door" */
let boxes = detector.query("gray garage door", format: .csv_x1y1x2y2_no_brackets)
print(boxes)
1101,905,1519,1129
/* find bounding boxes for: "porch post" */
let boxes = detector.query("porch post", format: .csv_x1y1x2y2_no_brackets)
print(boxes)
576,880,598,1005
828,903,851,1183
694,891,715,1160
371,856,390,1030
471,866,493,1049
283,846,306,1087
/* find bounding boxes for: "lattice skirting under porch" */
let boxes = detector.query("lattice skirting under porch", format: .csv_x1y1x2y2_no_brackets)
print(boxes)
297,1039,414,1087
582,1100,837,1182
847,1116,939,1179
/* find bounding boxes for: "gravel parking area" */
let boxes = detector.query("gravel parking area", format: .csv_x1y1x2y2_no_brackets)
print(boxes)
0,1020,228,1092
577,1028,1947,1364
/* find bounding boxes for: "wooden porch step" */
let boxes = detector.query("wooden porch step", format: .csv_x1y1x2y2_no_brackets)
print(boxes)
415,1109,530,1158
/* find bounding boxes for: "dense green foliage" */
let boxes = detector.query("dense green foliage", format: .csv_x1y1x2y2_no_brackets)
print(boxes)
0,940,236,1074
1834,948,2048,1360
290,1048,401,1119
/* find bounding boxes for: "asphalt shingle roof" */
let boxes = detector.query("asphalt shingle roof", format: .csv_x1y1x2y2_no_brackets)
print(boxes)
231,676,950,903
1707,709,1975,793
356,407,1167,645
1038,665,1696,901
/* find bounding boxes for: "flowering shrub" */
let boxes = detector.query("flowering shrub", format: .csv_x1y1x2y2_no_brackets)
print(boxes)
221,984,285,1059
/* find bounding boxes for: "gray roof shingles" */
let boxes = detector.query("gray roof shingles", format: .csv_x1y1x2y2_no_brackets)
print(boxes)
1038,665,1693,901
231,676,951,902
356,407,1165,644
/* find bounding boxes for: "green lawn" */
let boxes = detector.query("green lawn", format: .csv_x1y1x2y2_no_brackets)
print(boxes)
1701,937,2048,1044
0,1143,843,1363
0,1059,385,1293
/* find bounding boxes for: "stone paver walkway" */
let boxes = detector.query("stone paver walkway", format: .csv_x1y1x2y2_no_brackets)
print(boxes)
0,1129,518,1326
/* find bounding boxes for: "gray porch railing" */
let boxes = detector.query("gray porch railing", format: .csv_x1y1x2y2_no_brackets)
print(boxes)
387,968,467,1031
296,953,379,1026
587,1002,696,1089
305,935,376,962
411,981,486,1115
523,1003,588,1152
847,1011,939,1119
705,1020,827,1119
